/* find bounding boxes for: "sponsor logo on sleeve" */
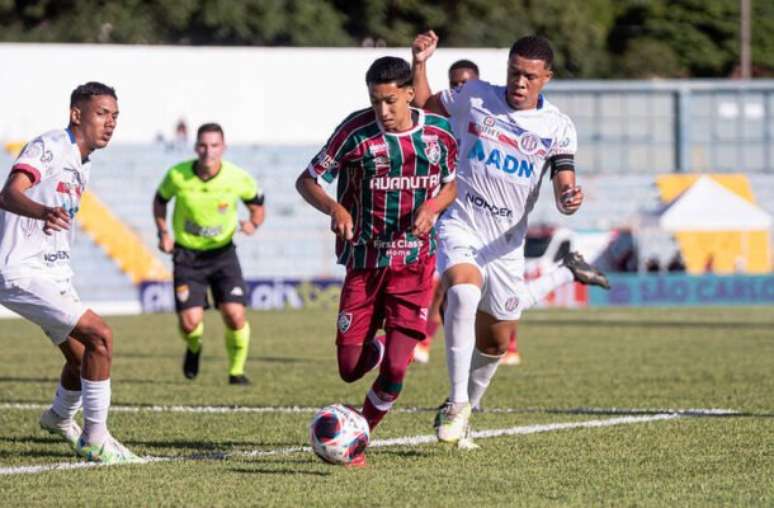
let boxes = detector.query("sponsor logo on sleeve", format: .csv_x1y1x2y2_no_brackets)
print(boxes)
315,152,337,171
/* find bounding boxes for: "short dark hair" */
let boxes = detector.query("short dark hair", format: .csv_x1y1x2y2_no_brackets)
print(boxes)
509,36,554,68
449,59,479,76
196,123,225,140
70,81,117,108
365,56,412,87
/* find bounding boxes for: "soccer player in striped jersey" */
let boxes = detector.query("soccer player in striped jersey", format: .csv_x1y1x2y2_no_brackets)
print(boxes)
297,56,458,465
412,31,610,444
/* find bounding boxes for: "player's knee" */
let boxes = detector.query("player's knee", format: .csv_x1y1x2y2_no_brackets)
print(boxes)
223,313,244,330
179,317,200,335
87,323,113,360
338,367,361,383
446,284,481,317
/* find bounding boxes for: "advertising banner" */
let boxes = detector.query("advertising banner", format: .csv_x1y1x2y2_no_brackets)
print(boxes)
589,274,774,307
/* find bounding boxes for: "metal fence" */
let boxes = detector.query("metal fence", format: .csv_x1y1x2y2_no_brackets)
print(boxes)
545,80,774,174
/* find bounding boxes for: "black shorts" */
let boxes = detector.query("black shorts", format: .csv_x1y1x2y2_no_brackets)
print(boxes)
172,243,247,312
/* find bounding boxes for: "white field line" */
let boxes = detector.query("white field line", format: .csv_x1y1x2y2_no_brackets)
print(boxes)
0,402,747,417
0,413,679,476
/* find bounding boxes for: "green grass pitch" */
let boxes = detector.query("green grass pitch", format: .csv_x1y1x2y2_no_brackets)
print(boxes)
0,307,772,506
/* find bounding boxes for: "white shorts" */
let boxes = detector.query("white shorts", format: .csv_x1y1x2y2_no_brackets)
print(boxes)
437,218,528,321
0,275,87,345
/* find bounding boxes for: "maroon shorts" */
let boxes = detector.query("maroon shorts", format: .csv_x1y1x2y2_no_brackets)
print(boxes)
336,257,436,346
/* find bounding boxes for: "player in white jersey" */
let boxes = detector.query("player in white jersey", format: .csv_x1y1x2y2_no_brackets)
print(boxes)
412,32,610,443
0,82,141,464
414,58,524,368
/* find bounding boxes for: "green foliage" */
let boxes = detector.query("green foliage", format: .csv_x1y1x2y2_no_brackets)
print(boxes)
1,0,773,77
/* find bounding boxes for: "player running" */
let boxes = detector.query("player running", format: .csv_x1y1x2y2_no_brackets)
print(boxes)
411,31,610,443
0,82,141,464
153,123,265,385
414,58,524,368
296,56,457,466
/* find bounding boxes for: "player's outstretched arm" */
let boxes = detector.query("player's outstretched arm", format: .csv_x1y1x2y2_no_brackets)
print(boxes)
0,172,70,234
553,170,583,215
412,180,457,236
411,31,446,115
295,171,353,240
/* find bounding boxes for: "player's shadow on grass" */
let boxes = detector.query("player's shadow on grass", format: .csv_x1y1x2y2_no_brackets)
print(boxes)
375,449,431,459
0,437,75,459
0,376,59,384
129,438,304,450
229,466,331,476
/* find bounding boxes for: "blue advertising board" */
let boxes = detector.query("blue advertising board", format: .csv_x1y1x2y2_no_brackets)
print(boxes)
589,274,774,307
139,279,343,313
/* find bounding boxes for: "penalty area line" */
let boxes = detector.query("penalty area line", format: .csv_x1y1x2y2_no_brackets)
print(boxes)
0,413,679,476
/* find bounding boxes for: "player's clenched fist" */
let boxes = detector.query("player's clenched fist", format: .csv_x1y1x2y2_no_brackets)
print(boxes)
330,204,354,241
558,186,584,215
411,201,436,237
412,30,439,63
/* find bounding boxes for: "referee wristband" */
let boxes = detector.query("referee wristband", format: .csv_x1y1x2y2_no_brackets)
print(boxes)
157,229,168,238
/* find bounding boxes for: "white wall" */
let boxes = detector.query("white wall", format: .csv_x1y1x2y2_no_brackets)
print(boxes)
1,43,510,145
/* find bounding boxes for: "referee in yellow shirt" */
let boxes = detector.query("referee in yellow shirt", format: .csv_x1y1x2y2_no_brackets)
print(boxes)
153,123,265,385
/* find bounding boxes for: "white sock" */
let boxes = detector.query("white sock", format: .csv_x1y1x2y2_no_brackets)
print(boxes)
51,384,81,421
444,284,481,404
523,266,574,308
468,349,504,409
81,378,111,444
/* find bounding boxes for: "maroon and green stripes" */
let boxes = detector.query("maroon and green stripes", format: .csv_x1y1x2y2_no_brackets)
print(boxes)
312,109,457,270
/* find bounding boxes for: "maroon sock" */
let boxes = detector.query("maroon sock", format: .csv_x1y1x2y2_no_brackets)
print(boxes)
337,341,380,383
362,328,419,430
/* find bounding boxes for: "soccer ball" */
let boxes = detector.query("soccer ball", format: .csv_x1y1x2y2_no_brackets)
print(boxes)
309,404,370,465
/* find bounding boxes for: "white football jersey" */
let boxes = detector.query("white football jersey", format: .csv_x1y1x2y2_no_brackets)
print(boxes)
0,129,91,279
439,79,577,262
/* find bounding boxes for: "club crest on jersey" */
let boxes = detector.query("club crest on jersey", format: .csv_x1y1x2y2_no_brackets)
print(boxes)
519,133,541,155
218,202,229,214
176,284,190,303
337,312,353,333
505,296,520,312
424,140,441,165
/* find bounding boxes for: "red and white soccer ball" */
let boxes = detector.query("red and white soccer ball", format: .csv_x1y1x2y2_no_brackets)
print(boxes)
309,404,370,465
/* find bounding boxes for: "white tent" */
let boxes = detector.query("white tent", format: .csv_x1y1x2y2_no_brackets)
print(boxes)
659,176,772,231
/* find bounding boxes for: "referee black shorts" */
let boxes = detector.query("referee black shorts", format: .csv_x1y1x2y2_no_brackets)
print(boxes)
172,242,248,312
